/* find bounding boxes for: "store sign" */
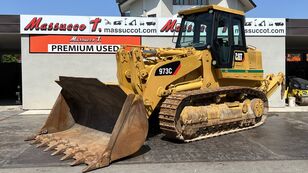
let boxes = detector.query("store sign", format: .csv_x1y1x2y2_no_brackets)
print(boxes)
29,35,141,54
20,15,286,36
244,18,286,36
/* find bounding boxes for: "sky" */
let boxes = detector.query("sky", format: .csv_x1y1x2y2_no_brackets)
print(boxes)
0,0,308,19
246,0,308,19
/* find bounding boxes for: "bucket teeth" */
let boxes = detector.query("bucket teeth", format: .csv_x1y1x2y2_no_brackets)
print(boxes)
36,141,49,148
70,158,85,166
60,152,74,161
60,145,79,160
70,149,92,166
36,137,55,148
30,138,41,145
30,135,44,145
82,163,98,173
82,155,102,172
44,141,60,152
51,145,67,156
51,148,64,156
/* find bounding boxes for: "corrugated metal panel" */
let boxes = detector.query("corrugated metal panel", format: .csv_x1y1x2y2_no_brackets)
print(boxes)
0,15,20,33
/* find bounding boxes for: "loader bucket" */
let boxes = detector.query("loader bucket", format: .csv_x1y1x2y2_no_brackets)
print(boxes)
26,77,148,172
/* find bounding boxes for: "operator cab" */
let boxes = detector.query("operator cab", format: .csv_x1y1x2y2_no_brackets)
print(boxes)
176,5,247,68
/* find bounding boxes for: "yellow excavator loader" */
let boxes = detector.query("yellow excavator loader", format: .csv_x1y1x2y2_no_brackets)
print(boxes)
26,5,284,172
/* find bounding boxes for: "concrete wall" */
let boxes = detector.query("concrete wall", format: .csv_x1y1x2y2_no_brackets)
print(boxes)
142,36,175,47
246,37,286,107
21,36,118,109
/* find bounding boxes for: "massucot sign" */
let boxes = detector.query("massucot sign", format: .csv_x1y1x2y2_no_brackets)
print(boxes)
20,15,286,36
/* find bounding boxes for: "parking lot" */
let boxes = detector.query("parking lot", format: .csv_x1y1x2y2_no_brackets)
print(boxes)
0,107,308,173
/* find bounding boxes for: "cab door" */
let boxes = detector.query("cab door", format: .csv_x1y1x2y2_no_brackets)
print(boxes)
212,12,233,68
212,12,247,68
231,15,247,64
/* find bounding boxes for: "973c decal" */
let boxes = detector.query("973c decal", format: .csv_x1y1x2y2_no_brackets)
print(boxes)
155,61,181,76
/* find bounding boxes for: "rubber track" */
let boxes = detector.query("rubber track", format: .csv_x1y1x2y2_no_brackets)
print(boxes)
158,86,268,142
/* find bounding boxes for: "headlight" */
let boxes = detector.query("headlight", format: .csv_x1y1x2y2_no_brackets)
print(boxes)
293,83,299,88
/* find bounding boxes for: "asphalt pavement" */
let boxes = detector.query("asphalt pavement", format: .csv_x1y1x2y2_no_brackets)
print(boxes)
0,106,308,173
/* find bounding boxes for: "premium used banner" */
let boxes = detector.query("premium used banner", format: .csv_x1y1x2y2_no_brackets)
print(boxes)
20,15,286,36
29,35,141,54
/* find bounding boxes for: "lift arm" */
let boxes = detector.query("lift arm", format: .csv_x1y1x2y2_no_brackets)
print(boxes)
258,72,285,98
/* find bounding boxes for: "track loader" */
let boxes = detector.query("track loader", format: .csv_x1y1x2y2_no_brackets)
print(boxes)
26,5,284,172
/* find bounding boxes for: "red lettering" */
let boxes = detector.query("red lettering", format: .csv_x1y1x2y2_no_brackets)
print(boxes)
175,25,181,32
24,17,87,32
67,24,73,31
40,23,47,30
59,24,66,31
48,23,53,31
54,23,59,31
90,18,102,32
160,19,177,32
79,24,86,31
24,17,42,31
73,24,79,31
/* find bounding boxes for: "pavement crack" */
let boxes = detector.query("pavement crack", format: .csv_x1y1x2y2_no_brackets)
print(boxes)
283,116,308,126
240,133,287,159
0,115,17,122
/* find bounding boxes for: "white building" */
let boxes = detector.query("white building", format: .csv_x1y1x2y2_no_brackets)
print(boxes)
116,0,256,17
17,0,286,109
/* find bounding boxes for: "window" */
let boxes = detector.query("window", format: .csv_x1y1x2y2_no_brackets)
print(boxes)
123,11,130,17
216,13,231,66
306,54,308,61
287,53,301,62
179,20,195,47
232,18,244,46
217,15,230,46
173,0,208,5
176,12,213,49
148,14,156,17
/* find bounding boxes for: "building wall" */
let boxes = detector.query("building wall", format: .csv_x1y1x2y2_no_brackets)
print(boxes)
22,35,285,109
144,0,159,16
246,37,286,107
129,0,144,16
160,0,173,17
173,0,246,14
129,0,173,17
127,0,248,17
210,0,245,11
21,35,118,109
142,36,175,47
173,5,197,14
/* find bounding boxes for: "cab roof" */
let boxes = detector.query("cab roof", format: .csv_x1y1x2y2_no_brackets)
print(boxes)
178,5,244,16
